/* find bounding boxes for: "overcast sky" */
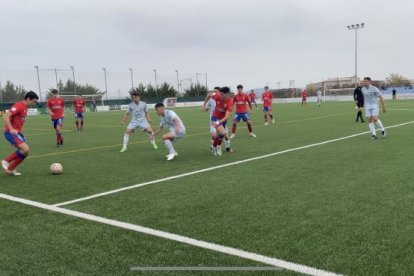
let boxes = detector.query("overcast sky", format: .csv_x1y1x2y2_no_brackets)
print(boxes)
1,0,413,98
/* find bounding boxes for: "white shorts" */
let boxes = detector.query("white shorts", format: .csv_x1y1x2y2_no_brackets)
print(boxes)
210,125,228,134
127,120,150,131
169,128,185,141
365,106,379,117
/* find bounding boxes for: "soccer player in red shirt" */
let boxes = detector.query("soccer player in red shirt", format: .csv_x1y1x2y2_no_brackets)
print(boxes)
73,94,86,131
249,89,258,109
2,91,39,176
301,89,308,107
202,87,233,156
261,86,275,125
230,84,256,138
47,89,65,147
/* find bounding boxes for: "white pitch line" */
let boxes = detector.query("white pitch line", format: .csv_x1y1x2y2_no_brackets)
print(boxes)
388,108,414,111
53,120,414,207
0,193,341,276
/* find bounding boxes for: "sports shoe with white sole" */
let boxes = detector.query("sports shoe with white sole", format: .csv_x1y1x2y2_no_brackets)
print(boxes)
371,135,377,140
264,122,269,126
151,141,158,150
216,146,222,156
119,147,127,152
249,133,257,138
6,170,22,176
2,160,9,171
166,152,178,161
229,134,236,139
382,130,386,138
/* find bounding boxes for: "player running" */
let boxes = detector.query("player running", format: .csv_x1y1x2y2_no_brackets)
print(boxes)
361,77,387,139
2,91,39,176
46,89,65,147
119,92,158,152
153,103,186,161
230,84,256,138
261,86,274,125
204,87,231,153
202,87,234,156
249,89,258,109
73,94,86,131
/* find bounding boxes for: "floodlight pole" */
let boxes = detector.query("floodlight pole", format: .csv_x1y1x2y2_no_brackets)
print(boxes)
175,70,180,93
347,23,365,88
70,66,76,94
153,69,158,98
34,65,42,102
129,68,134,91
102,67,108,105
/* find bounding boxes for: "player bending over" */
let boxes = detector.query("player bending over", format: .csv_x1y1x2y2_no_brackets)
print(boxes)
202,86,234,156
2,91,39,176
153,103,186,161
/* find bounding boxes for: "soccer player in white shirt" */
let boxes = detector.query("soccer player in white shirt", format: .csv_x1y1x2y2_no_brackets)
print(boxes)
119,92,158,152
361,77,387,139
153,103,186,161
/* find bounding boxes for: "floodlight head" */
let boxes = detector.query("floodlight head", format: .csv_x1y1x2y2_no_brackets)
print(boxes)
361,23,365,27
347,26,351,29
356,24,360,28
351,24,355,28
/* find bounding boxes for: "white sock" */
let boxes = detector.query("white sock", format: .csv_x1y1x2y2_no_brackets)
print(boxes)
369,123,376,136
164,139,174,154
376,120,385,131
224,139,230,148
123,134,129,147
149,132,156,144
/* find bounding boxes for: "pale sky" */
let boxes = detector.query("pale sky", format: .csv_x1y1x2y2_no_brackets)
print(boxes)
0,0,413,98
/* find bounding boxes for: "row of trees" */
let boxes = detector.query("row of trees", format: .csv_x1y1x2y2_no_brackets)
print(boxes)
0,79,209,102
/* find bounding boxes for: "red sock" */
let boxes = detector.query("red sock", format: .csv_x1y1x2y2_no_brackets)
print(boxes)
5,152,19,163
232,125,237,134
264,115,268,122
8,157,24,171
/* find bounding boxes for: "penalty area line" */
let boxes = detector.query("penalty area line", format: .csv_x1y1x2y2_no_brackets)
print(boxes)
53,120,414,207
0,193,341,276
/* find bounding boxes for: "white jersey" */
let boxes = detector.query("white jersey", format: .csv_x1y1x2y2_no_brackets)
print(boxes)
317,90,322,98
208,98,216,119
362,85,382,109
128,101,148,123
160,110,185,133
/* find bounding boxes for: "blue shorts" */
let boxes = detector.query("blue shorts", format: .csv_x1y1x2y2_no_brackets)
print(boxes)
52,118,64,128
211,116,227,129
75,112,84,119
233,113,250,122
263,106,272,112
4,131,27,147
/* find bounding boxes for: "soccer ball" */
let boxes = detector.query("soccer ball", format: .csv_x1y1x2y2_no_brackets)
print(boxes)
50,163,63,175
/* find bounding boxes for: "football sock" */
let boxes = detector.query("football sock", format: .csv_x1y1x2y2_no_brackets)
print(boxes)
369,122,376,135
8,151,26,171
232,124,237,134
376,120,385,131
164,139,174,154
123,134,130,147
5,151,19,163
247,123,252,133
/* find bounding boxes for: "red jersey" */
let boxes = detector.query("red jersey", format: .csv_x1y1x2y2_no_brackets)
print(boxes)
249,92,256,101
261,91,273,107
47,97,65,119
301,91,308,99
4,101,27,132
211,92,234,119
73,99,86,113
233,93,251,113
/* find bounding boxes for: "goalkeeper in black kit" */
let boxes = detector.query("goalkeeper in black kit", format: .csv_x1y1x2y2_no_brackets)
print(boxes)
353,85,365,123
